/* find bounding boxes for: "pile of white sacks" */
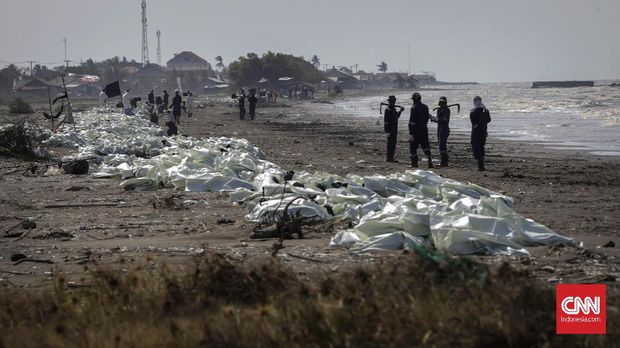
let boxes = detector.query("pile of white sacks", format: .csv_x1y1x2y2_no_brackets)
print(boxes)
42,108,578,257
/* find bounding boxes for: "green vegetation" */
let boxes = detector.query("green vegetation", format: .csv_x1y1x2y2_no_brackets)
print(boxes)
228,52,323,88
0,121,43,159
7,97,33,114
0,253,615,347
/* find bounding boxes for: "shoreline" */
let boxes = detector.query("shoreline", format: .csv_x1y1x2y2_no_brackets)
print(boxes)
0,98,618,290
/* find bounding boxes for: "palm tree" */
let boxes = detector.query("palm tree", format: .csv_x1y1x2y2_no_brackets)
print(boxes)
311,55,320,69
215,56,224,71
377,61,388,73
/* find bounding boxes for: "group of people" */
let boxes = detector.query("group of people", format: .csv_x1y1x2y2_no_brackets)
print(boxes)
146,89,194,133
98,88,196,137
234,88,259,120
383,93,491,171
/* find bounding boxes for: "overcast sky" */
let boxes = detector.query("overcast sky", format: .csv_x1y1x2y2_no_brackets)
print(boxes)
1,0,618,82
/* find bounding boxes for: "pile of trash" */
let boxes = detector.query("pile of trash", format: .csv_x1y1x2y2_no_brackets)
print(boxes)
43,108,578,257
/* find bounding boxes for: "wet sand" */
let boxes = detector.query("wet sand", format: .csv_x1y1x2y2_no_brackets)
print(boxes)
0,95,618,290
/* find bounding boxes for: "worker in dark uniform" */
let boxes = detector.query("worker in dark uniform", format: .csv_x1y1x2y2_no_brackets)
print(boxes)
238,88,246,120
147,89,155,105
435,96,451,167
248,88,258,120
408,92,434,168
170,89,183,124
163,90,169,109
383,95,404,162
470,96,491,171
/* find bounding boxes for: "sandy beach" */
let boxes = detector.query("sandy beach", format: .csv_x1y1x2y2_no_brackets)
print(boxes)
0,93,618,291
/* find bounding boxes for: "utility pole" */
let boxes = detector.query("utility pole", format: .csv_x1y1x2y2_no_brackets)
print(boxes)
156,29,161,66
141,0,149,66
408,43,411,75
27,60,35,76
63,37,70,69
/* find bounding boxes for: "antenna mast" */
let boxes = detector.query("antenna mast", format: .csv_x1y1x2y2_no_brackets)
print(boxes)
156,29,161,66
141,0,149,66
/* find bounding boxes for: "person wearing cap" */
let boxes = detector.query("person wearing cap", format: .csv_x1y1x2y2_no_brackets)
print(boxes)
384,95,405,162
470,96,491,171
408,92,434,168
170,89,183,124
435,96,451,166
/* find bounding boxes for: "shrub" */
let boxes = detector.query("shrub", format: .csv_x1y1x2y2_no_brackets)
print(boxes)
8,97,33,114
0,121,42,159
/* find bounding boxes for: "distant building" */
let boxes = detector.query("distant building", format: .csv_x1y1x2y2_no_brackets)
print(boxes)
128,63,167,93
167,51,212,73
322,68,360,89
166,51,214,91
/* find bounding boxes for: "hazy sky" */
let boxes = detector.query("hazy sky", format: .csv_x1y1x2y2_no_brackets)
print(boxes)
1,0,618,82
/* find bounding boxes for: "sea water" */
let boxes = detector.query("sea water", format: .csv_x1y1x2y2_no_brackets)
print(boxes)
324,82,620,156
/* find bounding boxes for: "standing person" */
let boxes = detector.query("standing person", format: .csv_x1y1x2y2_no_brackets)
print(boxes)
435,96,451,167
98,89,107,107
147,89,155,105
384,95,404,162
238,88,246,120
122,89,133,115
163,90,169,109
408,92,434,168
470,96,491,171
170,89,183,124
248,88,258,120
166,109,178,136
186,91,194,118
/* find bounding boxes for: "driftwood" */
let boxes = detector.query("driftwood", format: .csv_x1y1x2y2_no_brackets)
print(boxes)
13,258,54,266
43,202,119,208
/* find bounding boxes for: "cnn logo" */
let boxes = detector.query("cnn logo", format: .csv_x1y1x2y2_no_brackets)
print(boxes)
561,296,600,315
556,284,606,335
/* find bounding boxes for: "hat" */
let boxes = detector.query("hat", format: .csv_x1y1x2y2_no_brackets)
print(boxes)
387,95,396,101
439,96,447,103
410,92,421,100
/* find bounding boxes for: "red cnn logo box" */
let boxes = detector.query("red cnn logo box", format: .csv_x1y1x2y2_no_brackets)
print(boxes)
556,284,606,334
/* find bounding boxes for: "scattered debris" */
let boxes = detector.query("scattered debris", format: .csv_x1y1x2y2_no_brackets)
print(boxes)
602,241,615,248
65,186,91,192
61,159,89,175
217,218,235,225
33,231,74,240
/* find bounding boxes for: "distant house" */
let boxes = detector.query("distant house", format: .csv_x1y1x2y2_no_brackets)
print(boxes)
166,51,214,91
13,78,52,92
128,63,166,93
322,68,360,89
167,51,212,73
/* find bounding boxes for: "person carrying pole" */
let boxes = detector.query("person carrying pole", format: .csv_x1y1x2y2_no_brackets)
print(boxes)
408,92,434,168
382,95,405,162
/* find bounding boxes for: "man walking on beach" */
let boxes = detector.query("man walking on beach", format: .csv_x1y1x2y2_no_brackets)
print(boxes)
238,89,247,120
248,88,258,120
170,89,183,124
435,96,451,167
470,96,491,171
98,89,107,107
163,90,169,109
384,95,404,162
408,92,434,168
122,89,134,115
147,89,155,105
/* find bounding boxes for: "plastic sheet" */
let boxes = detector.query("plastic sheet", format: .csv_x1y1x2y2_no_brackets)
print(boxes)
46,108,579,257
